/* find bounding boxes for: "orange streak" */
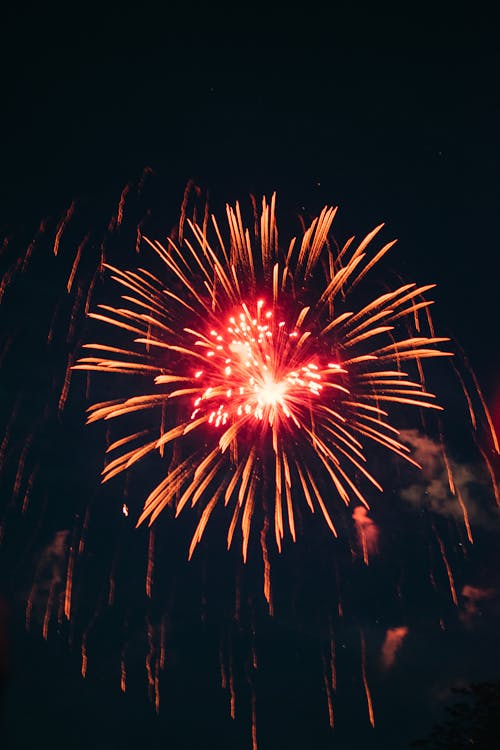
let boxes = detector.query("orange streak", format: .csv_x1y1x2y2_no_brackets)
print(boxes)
120,654,127,693
53,201,75,256
42,580,56,640
25,585,35,630
145,620,155,698
456,487,473,544
81,636,88,678
58,353,75,413
322,652,335,728
467,363,499,453
434,528,458,605
22,466,38,513
219,639,227,689
146,529,155,598
260,516,273,615
477,442,500,507
251,689,258,750
360,631,375,727
115,183,130,228
160,615,167,671
229,653,236,719
67,234,88,293
64,543,75,620
154,656,160,714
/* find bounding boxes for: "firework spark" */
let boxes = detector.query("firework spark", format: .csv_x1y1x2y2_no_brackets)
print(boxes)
75,194,452,564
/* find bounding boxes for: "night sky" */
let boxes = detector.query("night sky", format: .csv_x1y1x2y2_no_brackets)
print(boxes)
1,5,500,750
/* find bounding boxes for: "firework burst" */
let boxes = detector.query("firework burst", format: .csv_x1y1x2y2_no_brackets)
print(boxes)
75,194,452,564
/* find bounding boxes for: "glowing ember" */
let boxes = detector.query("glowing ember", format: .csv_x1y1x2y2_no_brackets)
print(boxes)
189,303,343,431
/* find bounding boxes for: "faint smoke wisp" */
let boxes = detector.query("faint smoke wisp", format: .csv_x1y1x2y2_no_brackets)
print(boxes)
460,584,496,627
352,507,379,563
380,626,408,670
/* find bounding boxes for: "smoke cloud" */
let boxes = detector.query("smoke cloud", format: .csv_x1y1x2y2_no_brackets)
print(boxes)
399,429,497,531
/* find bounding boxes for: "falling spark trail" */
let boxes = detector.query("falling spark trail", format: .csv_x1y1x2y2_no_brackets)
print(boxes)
58,353,75,413
78,508,90,554
160,615,167,671
251,688,258,750
13,435,34,499
260,514,273,615
21,466,38,513
146,529,154,598
22,220,47,270
434,526,458,606
64,540,75,620
322,651,335,728
466,361,500,454
440,435,456,494
25,584,35,630
229,644,236,719
108,563,116,607
42,580,56,640
53,201,75,256
120,652,127,693
81,635,88,678
115,184,131,229
476,441,500,507
145,618,155,699
67,234,89,293
360,630,375,727
154,654,160,714
220,638,228,690
440,437,473,543
456,487,473,544
67,283,85,342
0,258,22,303
329,621,337,692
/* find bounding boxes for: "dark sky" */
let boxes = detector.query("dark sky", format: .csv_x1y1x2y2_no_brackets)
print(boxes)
2,5,499,377
1,4,500,750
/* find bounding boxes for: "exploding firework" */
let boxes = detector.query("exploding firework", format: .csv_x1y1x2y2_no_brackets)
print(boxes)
2,180,499,746
75,193,453,566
